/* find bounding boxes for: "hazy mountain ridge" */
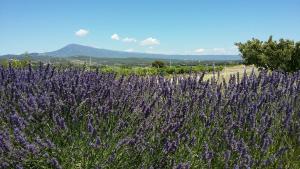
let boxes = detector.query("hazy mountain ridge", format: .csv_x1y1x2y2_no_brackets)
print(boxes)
1,44,241,61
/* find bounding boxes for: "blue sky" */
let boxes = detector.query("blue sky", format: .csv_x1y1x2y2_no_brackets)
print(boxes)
1,0,300,55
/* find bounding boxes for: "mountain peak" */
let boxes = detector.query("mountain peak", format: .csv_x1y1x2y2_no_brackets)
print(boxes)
39,44,241,61
64,43,81,47
44,44,104,57
63,43,93,49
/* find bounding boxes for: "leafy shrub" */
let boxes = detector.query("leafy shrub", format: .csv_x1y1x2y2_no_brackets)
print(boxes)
152,60,166,68
165,67,176,74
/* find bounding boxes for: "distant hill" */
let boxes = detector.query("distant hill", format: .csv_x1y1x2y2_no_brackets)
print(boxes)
43,44,164,58
1,44,241,61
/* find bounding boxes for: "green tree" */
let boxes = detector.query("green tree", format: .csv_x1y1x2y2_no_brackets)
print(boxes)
151,60,166,68
235,36,300,72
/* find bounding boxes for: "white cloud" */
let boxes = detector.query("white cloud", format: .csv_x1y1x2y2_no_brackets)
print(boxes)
140,37,160,46
111,34,120,40
194,47,238,55
213,48,226,53
122,37,137,43
212,48,238,55
125,49,134,52
75,29,89,37
194,48,205,53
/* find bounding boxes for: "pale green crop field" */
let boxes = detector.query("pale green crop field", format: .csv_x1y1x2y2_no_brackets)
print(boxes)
204,64,257,81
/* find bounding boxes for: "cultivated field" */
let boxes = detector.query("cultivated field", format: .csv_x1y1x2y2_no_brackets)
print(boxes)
0,65,299,168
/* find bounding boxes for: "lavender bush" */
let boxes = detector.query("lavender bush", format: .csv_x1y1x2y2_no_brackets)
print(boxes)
0,63,299,168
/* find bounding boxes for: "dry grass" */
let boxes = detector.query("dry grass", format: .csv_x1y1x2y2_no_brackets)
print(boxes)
203,65,257,81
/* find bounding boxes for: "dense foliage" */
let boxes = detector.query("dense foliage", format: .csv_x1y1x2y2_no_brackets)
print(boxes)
152,60,166,68
236,36,300,72
0,59,224,76
100,65,223,76
0,58,31,69
0,64,300,168
0,55,242,67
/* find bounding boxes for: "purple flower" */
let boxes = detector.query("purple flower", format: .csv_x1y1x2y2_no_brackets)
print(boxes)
261,134,272,153
224,150,231,162
1,162,9,168
283,107,292,129
163,140,178,154
87,117,97,136
50,157,62,169
173,162,190,169
189,136,196,146
0,131,11,152
275,147,288,158
10,113,26,129
202,142,214,167
26,144,36,154
45,139,55,149
13,128,27,146
233,163,239,169
108,151,116,163
16,164,23,169
95,136,101,147
55,115,67,130
90,136,101,149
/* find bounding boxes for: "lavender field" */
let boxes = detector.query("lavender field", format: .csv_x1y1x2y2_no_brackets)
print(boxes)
1,64,300,168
